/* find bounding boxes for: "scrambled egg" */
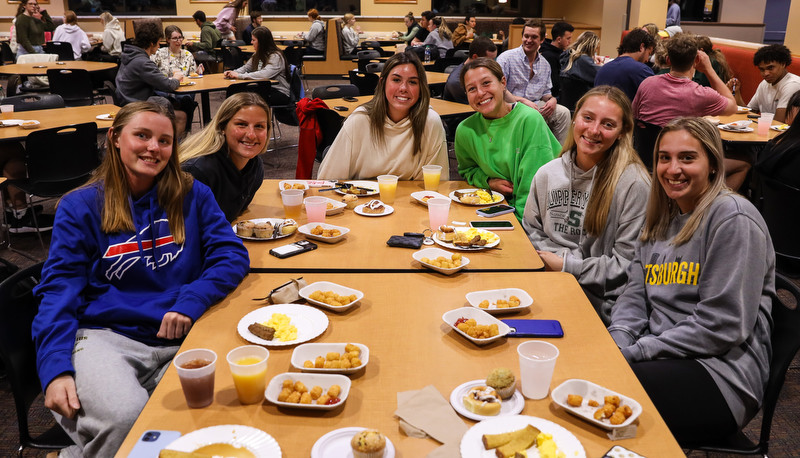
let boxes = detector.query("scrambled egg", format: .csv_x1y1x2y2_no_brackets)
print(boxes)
462,228,500,244
263,313,297,342
536,432,565,458
475,189,502,204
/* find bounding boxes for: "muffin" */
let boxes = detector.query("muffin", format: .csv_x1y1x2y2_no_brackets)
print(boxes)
342,194,359,209
350,430,386,458
486,367,516,399
236,220,255,237
253,221,274,238
438,225,455,242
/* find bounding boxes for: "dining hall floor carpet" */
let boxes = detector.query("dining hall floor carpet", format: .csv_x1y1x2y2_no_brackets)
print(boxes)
0,77,798,457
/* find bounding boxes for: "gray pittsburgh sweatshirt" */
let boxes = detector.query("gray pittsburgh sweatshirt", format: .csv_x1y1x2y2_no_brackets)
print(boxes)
608,192,774,427
522,152,651,324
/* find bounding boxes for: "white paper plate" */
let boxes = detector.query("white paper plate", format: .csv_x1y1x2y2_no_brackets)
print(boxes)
232,218,295,241
354,203,394,217
718,125,754,133
311,427,395,458
449,188,505,206
551,379,642,430
277,180,309,193
465,288,532,314
164,425,281,457
412,247,469,275
450,379,524,421
95,113,115,121
179,81,196,86
334,180,379,196
460,415,585,458
265,372,350,410
736,105,750,113
319,196,348,215
298,222,349,243
290,342,369,374
0,119,24,127
187,74,203,78
442,307,510,346
237,304,329,347
433,228,500,251
410,190,449,206
19,120,40,129
299,281,364,312
771,124,790,131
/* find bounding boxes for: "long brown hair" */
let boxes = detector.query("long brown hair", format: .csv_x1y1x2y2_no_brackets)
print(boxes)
89,102,193,243
363,52,430,157
250,26,288,77
561,86,648,236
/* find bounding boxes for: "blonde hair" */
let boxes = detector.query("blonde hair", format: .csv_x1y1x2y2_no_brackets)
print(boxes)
641,117,729,244
432,17,452,40
87,102,192,244
99,12,114,25
343,13,355,26
563,31,599,73
561,86,647,236
180,92,271,162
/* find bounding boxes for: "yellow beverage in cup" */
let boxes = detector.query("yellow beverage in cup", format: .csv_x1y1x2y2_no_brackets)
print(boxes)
378,181,397,204
227,345,269,405
284,203,302,219
231,364,267,404
422,165,442,191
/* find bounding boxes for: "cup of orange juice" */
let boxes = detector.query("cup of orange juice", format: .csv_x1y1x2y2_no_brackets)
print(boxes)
422,165,442,191
377,174,398,204
226,345,269,404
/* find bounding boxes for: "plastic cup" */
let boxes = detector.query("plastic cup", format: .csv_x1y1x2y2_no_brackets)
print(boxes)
304,196,327,223
422,165,442,191
281,189,304,219
517,341,559,399
0,104,13,119
226,345,269,405
377,174,398,204
758,112,774,136
174,348,217,408
427,197,451,231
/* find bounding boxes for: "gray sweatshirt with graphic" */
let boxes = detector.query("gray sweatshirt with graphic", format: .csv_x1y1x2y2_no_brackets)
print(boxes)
522,152,650,323
608,192,774,427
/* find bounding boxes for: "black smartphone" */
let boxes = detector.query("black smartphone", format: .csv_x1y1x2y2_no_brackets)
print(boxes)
269,240,317,259
502,319,564,338
476,204,515,218
342,96,358,102
747,113,760,119
334,106,349,111
469,220,515,231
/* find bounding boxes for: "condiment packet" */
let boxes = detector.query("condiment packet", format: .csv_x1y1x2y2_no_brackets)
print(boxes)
395,385,467,445
607,423,637,440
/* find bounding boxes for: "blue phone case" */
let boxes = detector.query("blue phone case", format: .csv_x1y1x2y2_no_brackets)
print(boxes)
127,430,182,458
501,319,564,338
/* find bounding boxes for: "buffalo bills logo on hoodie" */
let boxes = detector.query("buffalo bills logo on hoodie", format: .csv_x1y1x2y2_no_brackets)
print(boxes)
102,218,184,280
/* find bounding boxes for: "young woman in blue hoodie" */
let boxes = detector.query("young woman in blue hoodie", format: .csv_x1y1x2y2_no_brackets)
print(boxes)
32,101,250,456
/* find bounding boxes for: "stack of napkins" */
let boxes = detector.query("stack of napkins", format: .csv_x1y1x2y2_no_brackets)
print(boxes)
395,385,468,457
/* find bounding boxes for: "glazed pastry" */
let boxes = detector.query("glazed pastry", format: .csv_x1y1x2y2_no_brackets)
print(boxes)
362,200,385,214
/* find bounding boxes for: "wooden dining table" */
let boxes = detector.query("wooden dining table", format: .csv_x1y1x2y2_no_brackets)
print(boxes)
239,180,541,272
715,111,783,143
0,104,120,142
324,95,473,119
0,60,117,76
173,73,276,125
115,271,683,458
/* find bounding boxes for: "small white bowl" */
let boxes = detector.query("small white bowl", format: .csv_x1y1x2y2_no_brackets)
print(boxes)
20,120,40,129
298,222,349,244
442,307,510,346
299,281,364,312
290,342,369,374
413,247,469,275
278,180,310,193
551,379,643,430
265,372,351,410
465,288,533,314
318,196,347,215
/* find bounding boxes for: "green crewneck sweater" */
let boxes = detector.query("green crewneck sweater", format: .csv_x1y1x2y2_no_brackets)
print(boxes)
15,11,54,53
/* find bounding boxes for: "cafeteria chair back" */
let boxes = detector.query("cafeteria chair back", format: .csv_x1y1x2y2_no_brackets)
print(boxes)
16,53,58,92
0,262,75,456
360,40,390,57
225,80,272,104
282,45,304,69
283,40,304,47
43,41,75,61
310,84,359,100
348,70,379,96
315,107,345,162
221,39,245,47
454,49,470,59
754,174,800,275
365,62,384,73
633,119,661,171
356,49,381,73
270,65,304,143
1,94,65,112
559,75,593,113
685,272,800,456
1,41,16,64
46,69,98,107
221,45,245,71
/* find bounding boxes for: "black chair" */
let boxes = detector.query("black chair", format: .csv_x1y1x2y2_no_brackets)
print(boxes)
1,94,65,112
282,45,304,69
431,56,465,73
315,107,345,162
225,80,272,103
311,84,359,100
684,272,800,456
46,69,99,107
453,49,469,59
754,174,800,276
43,41,75,61
221,39,245,47
282,40,304,47
270,65,303,142
559,75,593,113
365,62,384,73
0,262,75,456
1,41,16,63
357,49,382,73
633,119,662,171
221,45,245,71
360,40,390,57
349,70,379,96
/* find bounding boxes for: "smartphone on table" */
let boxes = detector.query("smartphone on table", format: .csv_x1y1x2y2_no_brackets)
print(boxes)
469,220,515,231
128,430,182,458
502,319,564,338
269,240,318,259
476,204,515,218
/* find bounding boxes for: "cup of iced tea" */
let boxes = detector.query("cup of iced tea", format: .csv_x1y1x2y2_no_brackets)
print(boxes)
281,189,304,219
226,345,269,404
174,348,217,408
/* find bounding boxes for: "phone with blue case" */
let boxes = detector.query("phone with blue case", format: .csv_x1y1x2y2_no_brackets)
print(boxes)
127,430,182,458
501,319,564,338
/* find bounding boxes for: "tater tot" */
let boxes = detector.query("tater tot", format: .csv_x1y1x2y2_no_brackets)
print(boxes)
286,391,301,403
350,357,362,367
601,403,616,418
294,381,308,393
310,385,323,400
617,405,633,418
594,407,606,420
567,394,583,407
277,387,293,402
347,350,360,359
609,411,626,425
317,394,330,405
341,359,352,369
282,379,294,389
314,356,325,368
326,352,340,361
588,399,599,407
299,392,313,404
303,360,313,368
328,385,341,397
345,343,359,353
604,395,620,407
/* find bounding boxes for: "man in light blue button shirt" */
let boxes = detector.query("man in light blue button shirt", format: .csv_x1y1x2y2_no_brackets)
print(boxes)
496,19,571,143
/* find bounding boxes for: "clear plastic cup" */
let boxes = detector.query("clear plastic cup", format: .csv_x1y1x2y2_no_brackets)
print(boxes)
422,165,442,191
427,197,451,231
0,104,13,119
517,341,559,399
377,174,398,204
226,345,269,405
173,348,217,408
304,196,327,223
758,112,774,136
281,189,304,219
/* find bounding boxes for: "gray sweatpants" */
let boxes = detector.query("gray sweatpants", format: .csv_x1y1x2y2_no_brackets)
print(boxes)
536,100,571,145
54,328,179,457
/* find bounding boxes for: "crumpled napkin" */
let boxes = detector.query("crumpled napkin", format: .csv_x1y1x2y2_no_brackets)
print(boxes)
395,385,468,457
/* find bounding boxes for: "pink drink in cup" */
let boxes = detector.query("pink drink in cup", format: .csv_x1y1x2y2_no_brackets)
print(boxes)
304,196,327,223
427,197,451,231
758,113,774,136
174,348,217,408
